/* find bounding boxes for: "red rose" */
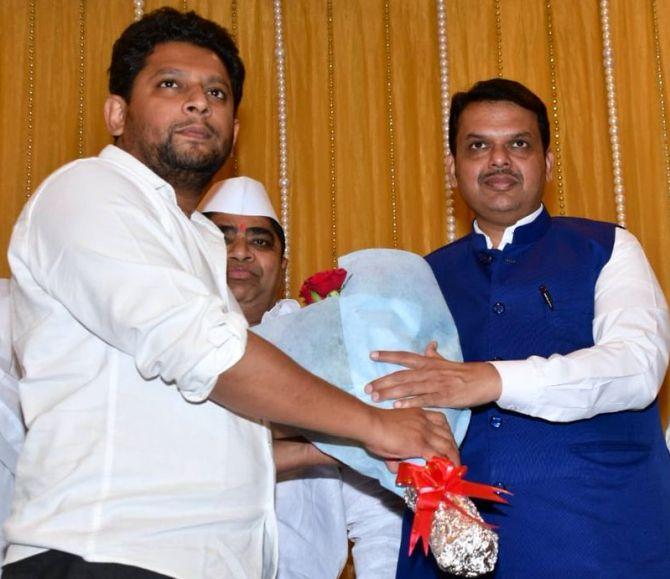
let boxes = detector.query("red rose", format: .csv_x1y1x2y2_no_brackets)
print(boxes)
299,268,348,304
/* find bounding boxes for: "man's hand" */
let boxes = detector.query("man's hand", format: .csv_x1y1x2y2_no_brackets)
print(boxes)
273,437,338,474
363,405,460,466
364,341,502,410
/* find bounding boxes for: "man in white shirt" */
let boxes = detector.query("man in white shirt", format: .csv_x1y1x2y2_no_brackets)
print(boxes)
368,78,670,577
0,279,22,567
2,8,455,579
200,177,404,579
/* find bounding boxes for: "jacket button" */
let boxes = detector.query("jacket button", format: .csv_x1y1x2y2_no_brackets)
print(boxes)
489,416,502,429
492,301,505,315
495,481,507,490
478,252,493,265
492,356,503,361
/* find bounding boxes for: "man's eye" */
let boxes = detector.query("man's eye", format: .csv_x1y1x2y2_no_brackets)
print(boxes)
468,141,487,151
251,238,271,247
208,88,228,101
511,140,529,149
159,79,178,89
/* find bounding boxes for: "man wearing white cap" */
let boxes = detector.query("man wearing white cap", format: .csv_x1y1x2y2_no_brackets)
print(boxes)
200,177,404,579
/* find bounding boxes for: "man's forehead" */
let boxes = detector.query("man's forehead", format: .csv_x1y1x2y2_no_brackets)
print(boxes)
141,41,230,79
459,100,541,136
210,212,276,232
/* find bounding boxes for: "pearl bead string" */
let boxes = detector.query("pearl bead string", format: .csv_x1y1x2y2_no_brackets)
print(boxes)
651,0,670,207
494,0,504,78
599,0,627,227
132,0,144,22
24,0,36,199
383,1,399,248
327,0,338,267
77,0,86,159
273,0,292,297
436,0,456,243
544,0,566,215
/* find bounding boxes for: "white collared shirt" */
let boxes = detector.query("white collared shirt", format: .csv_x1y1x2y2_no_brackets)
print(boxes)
0,279,22,566
474,206,670,422
5,146,277,578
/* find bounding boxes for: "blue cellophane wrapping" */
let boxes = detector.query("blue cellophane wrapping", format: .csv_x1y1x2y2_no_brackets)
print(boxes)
253,248,470,496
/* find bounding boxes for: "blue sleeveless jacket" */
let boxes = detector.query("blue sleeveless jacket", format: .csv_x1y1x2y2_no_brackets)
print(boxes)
396,209,670,578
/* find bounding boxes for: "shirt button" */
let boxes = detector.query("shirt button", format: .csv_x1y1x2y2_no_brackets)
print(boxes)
492,301,505,315
489,416,502,429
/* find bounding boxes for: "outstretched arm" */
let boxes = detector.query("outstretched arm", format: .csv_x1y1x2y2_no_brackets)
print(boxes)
366,228,670,422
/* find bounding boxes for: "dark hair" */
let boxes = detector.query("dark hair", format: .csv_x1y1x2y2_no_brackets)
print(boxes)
109,8,245,111
449,78,550,155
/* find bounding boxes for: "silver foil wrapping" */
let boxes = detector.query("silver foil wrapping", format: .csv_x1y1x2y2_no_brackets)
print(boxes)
404,490,499,577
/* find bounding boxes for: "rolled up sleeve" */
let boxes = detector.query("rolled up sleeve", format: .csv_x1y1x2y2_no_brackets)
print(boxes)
22,163,247,401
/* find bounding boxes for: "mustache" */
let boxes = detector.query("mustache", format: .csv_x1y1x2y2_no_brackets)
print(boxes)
479,167,522,182
170,120,216,138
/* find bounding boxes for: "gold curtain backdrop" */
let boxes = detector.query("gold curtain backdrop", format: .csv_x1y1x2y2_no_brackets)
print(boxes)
2,0,670,424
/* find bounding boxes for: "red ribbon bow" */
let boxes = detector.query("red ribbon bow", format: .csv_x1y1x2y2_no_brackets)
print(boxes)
396,457,511,556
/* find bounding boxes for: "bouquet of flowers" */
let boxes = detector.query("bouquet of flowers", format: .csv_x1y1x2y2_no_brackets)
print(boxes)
254,249,507,576
253,248,469,493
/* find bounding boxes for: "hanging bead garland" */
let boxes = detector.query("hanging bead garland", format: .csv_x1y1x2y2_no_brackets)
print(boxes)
544,0,566,215
77,0,86,158
494,0,504,78
230,0,239,177
436,0,456,243
273,0,291,297
132,0,144,21
651,0,670,208
24,0,36,199
327,0,338,267
599,0,627,227
383,1,399,248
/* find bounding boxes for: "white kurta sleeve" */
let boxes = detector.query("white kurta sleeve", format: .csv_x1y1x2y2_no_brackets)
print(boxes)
341,468,404,579
494,227,670,422
14,162,247,402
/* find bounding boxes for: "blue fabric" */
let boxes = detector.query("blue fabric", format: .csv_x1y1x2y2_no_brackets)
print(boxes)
253,248,469,496
396,209,670,578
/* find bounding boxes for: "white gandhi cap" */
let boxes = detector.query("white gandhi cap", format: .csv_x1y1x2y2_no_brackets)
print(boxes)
199,176,280,222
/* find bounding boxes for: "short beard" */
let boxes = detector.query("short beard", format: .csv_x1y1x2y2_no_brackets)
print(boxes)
142,127,232,194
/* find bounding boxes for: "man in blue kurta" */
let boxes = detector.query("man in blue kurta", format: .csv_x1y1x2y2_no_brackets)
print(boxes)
367,78,670,577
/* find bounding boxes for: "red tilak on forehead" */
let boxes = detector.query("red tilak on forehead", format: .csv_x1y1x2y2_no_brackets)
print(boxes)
238,221,247,232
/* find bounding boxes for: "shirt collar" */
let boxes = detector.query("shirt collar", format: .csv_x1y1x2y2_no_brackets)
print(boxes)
100,144,174,197
100,145,215,227
473,204,545,250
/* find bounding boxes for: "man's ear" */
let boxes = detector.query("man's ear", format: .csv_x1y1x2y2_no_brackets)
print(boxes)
104,95,128,138
447,152,457,188
232,117,240,149
545,149,555,182
280,256,288,275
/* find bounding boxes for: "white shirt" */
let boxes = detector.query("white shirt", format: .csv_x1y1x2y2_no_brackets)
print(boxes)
475,206,670,422
5,146,277,579
262,301,403,579
0,279,22,566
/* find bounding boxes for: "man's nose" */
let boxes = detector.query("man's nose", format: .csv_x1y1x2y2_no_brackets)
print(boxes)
183,86,211,116
228,236,253,260
489,144,511,168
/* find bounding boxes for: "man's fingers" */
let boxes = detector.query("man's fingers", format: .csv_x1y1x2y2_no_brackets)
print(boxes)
370,349,424,367
423,408,448,426
424,341,439,357
385,459,400,473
